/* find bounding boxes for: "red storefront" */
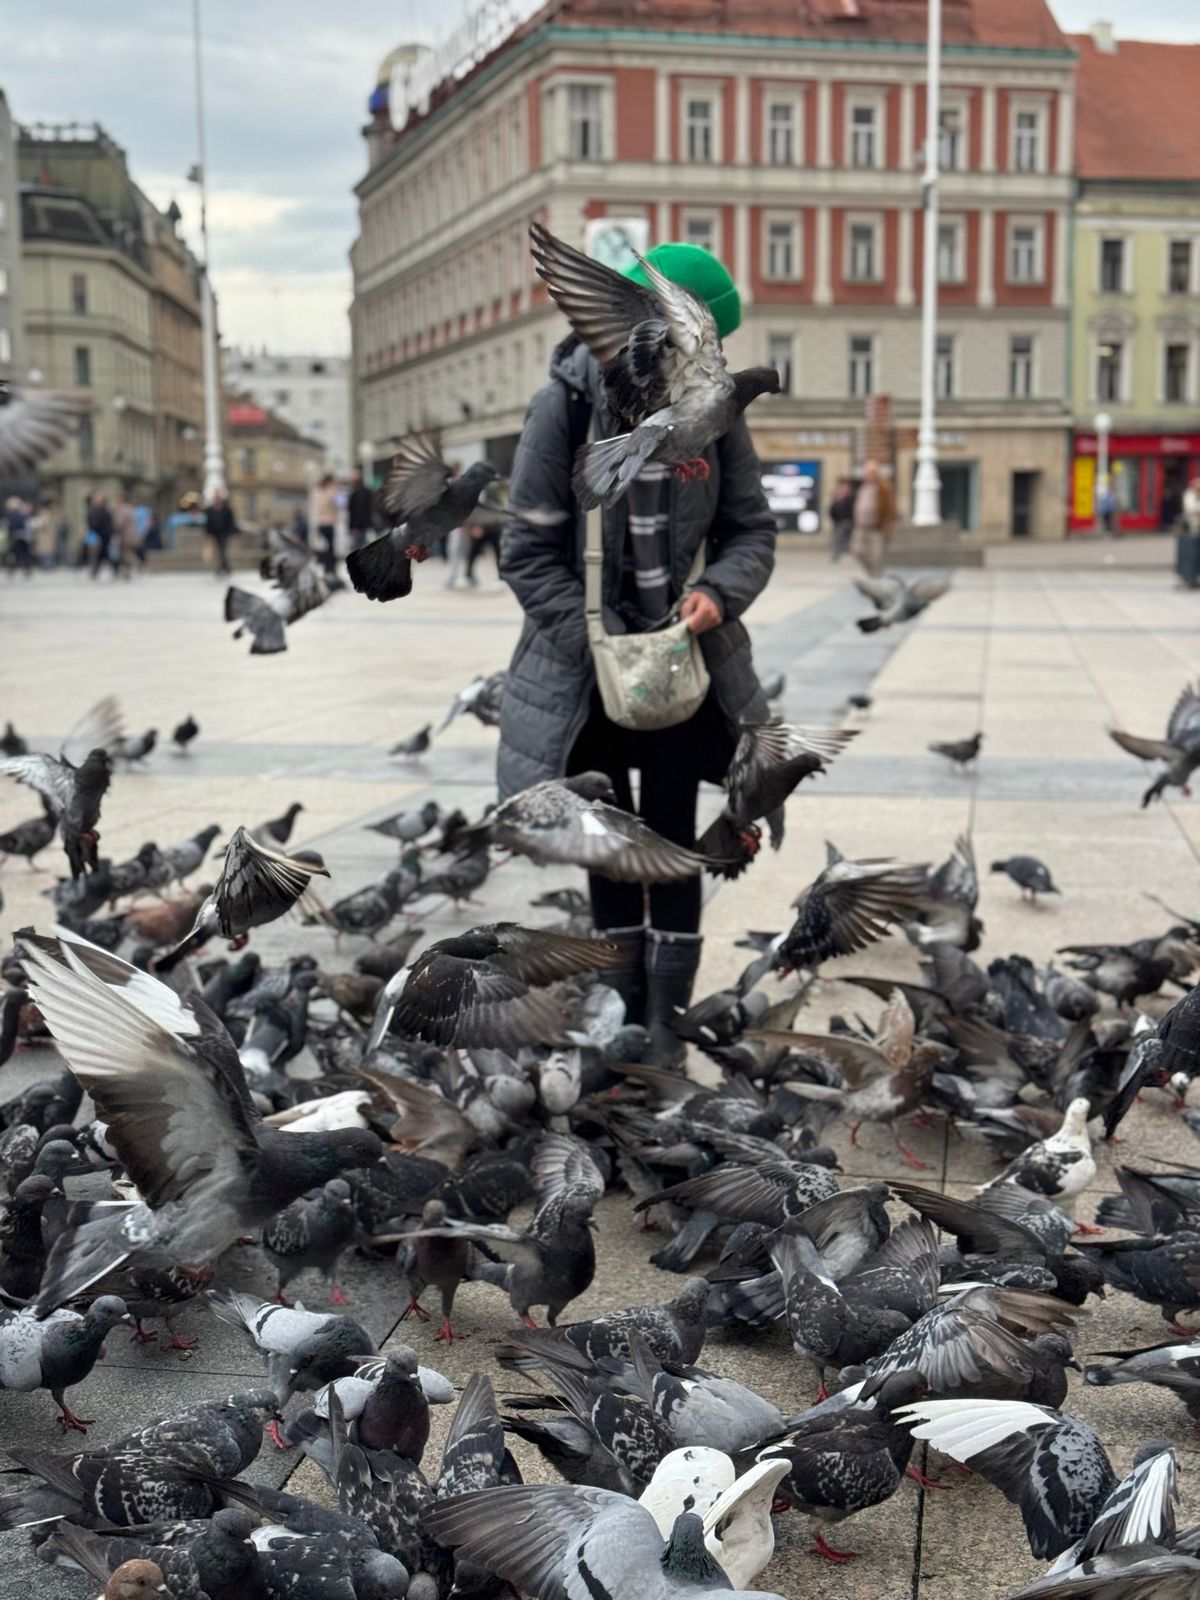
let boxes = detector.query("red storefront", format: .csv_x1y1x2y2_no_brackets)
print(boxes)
1069,430,1200,533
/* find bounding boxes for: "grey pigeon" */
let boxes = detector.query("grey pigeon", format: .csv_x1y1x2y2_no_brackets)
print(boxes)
109,842,171,900
368,802,440,843
1,720,28,756
161,824,222,887
992,854,1060,900
208,1288,377,1401
226,532,336,654
355,927,426,982
855,571,950,632
390,725,432,759
0,804,57,867
46,1506,266,1600
530,222,780,507
370,922,621,1052
458,772,714,882
155,826,330,970
116,728,157,764
439,671,507,733
0,738,114,879
0,380,89,473
397,1197,471,1342
1071,1232,1200,1333
496,1277,711,1373
253,1533,409,1600
317,861,417,940
171,715,199,753
1085,1337,1200,1425
636,1157,837,1232
252,801,305,846
1110,681,1200,806
903,833,982,951
776,850,928,971
0,1294,129,1432
896,1396,1118,1560
418,846,490,908
624,1335,785,1453
17,933,382,1312
264,1178,357,1306
928,730,983,769
424,1483,786,1600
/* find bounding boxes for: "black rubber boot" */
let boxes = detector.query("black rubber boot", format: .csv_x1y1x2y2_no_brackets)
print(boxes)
596,925,647,1026
644,928,702,1068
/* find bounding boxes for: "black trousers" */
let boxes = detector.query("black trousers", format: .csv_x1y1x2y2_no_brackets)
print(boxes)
317,524,337,572
567,692,730,934
466,526,502,576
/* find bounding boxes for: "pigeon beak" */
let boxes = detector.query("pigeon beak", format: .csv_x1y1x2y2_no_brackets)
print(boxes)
1065,1357,1082,1372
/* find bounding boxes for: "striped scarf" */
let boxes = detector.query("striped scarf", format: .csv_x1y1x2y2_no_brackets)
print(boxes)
621,462,672,626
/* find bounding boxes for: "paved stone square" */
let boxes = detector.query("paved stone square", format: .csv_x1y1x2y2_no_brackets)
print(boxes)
1,544,1199,1599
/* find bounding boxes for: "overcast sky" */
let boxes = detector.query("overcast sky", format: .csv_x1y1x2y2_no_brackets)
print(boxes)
1,0,1196,359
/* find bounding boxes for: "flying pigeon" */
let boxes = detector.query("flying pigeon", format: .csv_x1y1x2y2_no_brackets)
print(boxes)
440,671,507,732
0,696,124,878
1110,681,1200,806
854,571,950,632
775,849,929,971
0,379,89,474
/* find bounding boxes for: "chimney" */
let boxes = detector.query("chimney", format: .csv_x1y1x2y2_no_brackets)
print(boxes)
1090,20,1116,53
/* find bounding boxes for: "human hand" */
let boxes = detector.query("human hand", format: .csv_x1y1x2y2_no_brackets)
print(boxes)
680,589,722,635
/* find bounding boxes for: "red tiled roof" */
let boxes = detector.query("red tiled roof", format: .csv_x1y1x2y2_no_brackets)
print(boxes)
1072,32,1200,181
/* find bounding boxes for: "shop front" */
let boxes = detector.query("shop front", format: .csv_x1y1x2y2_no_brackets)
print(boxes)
1070,431,1200,534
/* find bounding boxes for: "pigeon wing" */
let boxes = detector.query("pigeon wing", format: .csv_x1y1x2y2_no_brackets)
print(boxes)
60,695,125,764
214,827,329,937
534,798,711,883
0,753,75,818
529,222,666,366
533,1132,605,1213
382,432,452,519
1109,729,1180,763
0,385,89,475
1167,683,1200,751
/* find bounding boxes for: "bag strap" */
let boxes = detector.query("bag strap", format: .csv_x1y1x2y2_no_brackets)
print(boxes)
584,505,604,619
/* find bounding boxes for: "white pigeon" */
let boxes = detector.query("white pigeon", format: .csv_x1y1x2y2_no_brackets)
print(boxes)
979,1096,1096,1210
702,1457,791,1587
264,1091,374,1133
639,1446,735,1537
314,1355,455,1419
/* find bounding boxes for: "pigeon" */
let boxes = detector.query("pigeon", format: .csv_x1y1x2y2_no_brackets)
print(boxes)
854,572,950,632
895,1396,1118,1559
1061,939,1186,1006
252,802,305,846
419,846,491,907
1084,1336,1200,1427
122,888,209,950
1110,683,1200,806
992,855,1060,900
1,720,28,756
496,1278,711,1371
263,1178,357,1306
775,849,929,971
390,724,432,758
427,1482,785,1600
928,731,983,770
982,1097,1097,1209
355,927,427,982
0,380,89,473
0,698,121,879
396,1198,472,1342
636,1157,837,1233
101,1562,173,1600
17,932,383,1312
155,826,330,971
0,803,57,867
315,862,419,942
367,802,441,843
253,1535,408,1600
346,435,502,601
109,842,171,900
306,1347,436,1460
756,1370,926,1561
440,671,507,733
759,672,785,701
46,1507,266,1600
434,1372,511,1596
370,923,620,1051
847,693,872,712
902,833,982,951
529,222,781,506
209,1288,377,1401
226,530,338,653
160,824,222,887
457,772,715,881
1072,1233,1200,1333
0,1294,130,1431
171,715,199,754
0,1174,58,1298
698,723,856,873
622,1338,786,1453
116,728,158,764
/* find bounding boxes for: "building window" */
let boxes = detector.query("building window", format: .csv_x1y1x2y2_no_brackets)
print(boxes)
766,332,794,393
1007,221,1042,284
847,219,880,282
238,447,256,475
1096,340,1123,403
935,334,955,399
1164,342,1190,404
765,218,799,280
1012,106,1043,173
685,96,716,163
683,214,717,253
939,105,964,171
77,415,93,462
1168,239,1193,295
1099,237,1126,294
566,84,604,160
849,102,879,168
274,388,291,405
848,334,875,398
937,219,965,283
1008,335,1035,398
67,272,86,313
767,100,796,166
74,346,91,386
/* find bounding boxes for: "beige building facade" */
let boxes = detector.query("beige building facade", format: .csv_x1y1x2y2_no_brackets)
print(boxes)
225,396,325,531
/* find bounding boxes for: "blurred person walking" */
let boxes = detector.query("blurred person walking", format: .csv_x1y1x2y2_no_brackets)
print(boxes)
113,491,139,578
205,488,237,576
1097,478,1119,537
1177,474,1200,590
850,459,893,577
464,514,503,586
86,492,116,579
311,473,338,572
4,497,33,577
347,466,374,552
828,476,855,562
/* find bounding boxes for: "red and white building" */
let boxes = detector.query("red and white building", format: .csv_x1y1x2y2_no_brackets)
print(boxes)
351,0,1077,540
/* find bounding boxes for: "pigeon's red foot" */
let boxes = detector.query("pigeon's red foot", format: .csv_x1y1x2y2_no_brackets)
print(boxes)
329,1286,350,1307
906,1465,944,1490
1171,1320,1199,1338
435,1319,454,1344
274,1289,294,1307
739,827,762,858
640,1213,660,1233
771,1496,792,1516
404,544,431,563
849,1122,862,1147
227,935,250,952
896,1137,932,1171
400,1296,430,1322
807,1532,857,1563
673,461,695,482
179,1265,212,1283
168,1333,200,1353
1074,1222,1104,1236
690,457,711,481
814,1380,829,1403
911,1111,936,1130
267,1420,291,1450
522,1314,540,1330
57,1407,93,1434
130,1320,158,1345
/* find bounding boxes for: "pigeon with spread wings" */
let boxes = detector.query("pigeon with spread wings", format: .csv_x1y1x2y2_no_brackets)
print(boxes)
0,695,124,878
0,380,89,476
154,825,329,972
1110,682,1200,807
224,530,335,654
15,931,381,1313
855,572,950,633
529,221,779,507
776,850,929,972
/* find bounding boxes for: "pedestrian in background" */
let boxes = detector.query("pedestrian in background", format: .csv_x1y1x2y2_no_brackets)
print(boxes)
851,458,893,577
55,509,71,567
292,505,309,544
86,491,116,579
1097,478,1119,537
113,491,139,578
1178,475,1200,590
4,497,33,577
205,488,236,577
347,466,374,552
828,476,855,562
311,473,338,572
465,513,502,586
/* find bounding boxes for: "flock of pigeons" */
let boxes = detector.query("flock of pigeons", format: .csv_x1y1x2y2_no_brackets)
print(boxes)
2,225,1200,1600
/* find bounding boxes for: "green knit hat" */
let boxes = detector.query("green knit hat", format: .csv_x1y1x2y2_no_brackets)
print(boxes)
623,241,741,340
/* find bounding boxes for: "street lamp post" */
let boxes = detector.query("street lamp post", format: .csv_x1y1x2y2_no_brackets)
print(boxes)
1094,411,1112,529
912,0,943,527
191,0,225,500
